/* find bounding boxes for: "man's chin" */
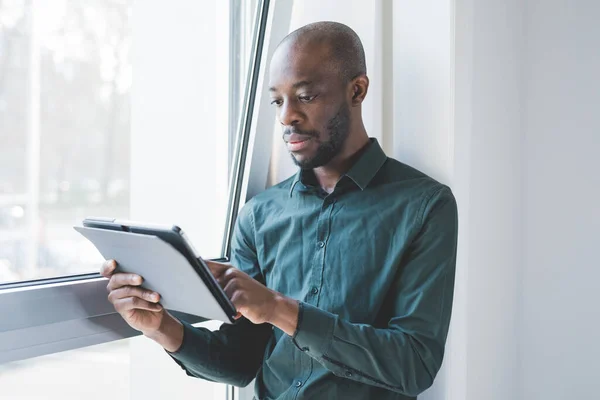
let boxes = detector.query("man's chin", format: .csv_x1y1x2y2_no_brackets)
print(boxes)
291,157,311,169
290,153,317,169
289,145,339,170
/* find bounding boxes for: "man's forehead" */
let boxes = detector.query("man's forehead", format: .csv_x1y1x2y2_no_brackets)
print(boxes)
269,68,331,91
269,43,335,89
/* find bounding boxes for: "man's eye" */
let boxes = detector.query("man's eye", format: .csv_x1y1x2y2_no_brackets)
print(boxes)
299,95,316,103
270,99,283,106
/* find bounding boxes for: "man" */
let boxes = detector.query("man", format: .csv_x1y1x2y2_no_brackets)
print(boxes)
102,21,458,399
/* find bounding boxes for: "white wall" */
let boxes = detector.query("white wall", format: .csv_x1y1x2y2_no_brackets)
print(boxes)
396,1,600,399
463,1,524,399
521,1,600,399
392,0,454,184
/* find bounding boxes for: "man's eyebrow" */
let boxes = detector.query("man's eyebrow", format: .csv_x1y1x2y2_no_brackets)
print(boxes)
269,80,313,92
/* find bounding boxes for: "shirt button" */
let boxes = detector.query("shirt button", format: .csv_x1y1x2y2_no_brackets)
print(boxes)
317,241,325,248
311,287,319,295
295,380,303,387
345,370,353,378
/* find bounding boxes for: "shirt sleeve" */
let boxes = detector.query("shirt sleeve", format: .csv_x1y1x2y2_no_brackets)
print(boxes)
167,202,273,387
291,186,458,397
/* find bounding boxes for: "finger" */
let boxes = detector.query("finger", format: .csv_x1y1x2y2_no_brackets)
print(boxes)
223,279,246,318
205,260,231,279
106,273,143,292
108,286,160,304
229,291,247,314
223,277,240,299
114,297,162,313
217,267,240,287
100,259,117,278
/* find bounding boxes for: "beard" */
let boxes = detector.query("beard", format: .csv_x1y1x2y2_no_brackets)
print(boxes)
284,103,351,170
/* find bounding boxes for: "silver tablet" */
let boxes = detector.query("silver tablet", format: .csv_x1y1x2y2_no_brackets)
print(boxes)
75,217,237,323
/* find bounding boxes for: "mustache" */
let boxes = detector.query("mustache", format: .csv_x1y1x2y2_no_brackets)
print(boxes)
282,128,320,139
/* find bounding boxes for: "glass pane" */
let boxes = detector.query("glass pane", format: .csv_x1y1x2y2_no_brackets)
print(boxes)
0,339,130,400
0,0,257,284
0,0,263,397
0,321,226,400
0,0,133,283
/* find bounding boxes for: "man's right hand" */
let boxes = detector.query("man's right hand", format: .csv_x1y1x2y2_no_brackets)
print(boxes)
101,259,184,352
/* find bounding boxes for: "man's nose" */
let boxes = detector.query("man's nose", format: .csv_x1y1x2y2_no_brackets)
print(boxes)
278,101,302,127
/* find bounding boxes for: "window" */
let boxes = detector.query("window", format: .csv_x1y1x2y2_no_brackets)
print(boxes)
0,0,133,284
0,0,293,398
0,339,131,400
0,0,262,284
0,323,226,400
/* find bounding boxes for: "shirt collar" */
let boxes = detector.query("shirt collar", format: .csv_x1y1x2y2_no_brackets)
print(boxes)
289,138,387,197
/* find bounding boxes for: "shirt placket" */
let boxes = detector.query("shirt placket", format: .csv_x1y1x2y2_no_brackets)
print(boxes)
307,193,335,307
294,193,335,399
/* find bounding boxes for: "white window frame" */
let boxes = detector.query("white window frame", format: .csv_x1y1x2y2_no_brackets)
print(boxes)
0,0,292,375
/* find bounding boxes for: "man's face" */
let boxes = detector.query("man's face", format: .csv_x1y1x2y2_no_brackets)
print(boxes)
268,43,351,169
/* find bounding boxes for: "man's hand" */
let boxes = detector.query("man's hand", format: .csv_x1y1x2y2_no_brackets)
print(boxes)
101,257,299,344
101,260,183,352
206,261,300,336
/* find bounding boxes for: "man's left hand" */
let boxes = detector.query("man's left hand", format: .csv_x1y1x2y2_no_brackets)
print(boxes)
205,261,299,335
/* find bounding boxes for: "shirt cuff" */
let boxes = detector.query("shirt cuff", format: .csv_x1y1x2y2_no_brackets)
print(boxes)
165,320,208,372
291,302,337,358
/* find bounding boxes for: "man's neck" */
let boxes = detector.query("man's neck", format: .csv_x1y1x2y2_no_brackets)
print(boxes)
312,134,370,193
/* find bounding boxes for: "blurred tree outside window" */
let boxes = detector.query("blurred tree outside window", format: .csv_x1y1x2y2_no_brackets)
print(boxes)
0,0,132,283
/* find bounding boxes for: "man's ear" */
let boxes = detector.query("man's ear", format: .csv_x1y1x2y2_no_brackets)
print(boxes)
350,75,369,106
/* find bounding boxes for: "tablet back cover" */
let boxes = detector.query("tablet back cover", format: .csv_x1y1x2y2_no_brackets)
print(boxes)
74,226,232,323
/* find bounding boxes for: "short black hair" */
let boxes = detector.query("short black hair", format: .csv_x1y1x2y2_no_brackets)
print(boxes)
280,21,367,83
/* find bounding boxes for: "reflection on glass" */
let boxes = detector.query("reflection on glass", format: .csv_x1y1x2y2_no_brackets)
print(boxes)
0,339,130,400
0,0,257,284
0,0,260,399
0,0,132,283
0,321,226,400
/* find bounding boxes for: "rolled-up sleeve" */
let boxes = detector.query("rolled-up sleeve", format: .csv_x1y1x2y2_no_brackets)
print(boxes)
292,187,458,397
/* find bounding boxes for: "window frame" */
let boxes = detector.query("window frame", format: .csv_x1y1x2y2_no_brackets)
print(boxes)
0,0,292,371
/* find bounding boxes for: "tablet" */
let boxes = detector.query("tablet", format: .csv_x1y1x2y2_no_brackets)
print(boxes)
79,217,237,323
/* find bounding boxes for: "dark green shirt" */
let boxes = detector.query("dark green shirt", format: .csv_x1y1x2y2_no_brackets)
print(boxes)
169,138,458,399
